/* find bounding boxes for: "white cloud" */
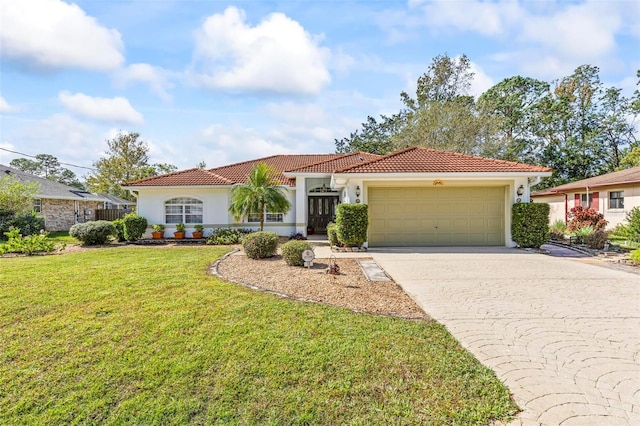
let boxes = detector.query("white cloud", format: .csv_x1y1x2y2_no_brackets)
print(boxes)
191,6,331,94
0,0,124,71
13,113,101,167
468,62,494,98
0,96,19,113
113,63,174,102
59,91,144,124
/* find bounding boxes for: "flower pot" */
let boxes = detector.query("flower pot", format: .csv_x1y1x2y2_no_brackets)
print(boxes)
192,231,203,239
151,231,164,240
173,232,185,239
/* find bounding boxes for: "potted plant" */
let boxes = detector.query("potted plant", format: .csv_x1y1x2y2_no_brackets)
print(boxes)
192,224,204,239
151,224,165,239
174,223,186,239
306,225,314,235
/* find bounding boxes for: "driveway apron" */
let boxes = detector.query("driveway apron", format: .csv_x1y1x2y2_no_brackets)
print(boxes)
370,247,640,426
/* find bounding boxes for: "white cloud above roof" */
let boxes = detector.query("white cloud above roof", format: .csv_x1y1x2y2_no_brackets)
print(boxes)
113,63,174,102
0,0,124,71
59,92,144,124
191,6,331,95
0,96,19,113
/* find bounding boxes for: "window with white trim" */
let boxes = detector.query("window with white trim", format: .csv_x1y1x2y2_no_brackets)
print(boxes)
164,197,203,224
33,199,42,213
245,211,284,223
609,191,624,209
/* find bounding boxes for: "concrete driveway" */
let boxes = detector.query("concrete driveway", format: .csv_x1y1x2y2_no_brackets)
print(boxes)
369,247,640,426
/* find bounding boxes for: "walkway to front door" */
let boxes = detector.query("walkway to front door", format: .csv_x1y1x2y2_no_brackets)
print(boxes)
307,196,338,234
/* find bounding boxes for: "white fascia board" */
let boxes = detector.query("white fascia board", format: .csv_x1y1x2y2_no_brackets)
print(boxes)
282,172,331,178
124,184,296,191
332,171,552,180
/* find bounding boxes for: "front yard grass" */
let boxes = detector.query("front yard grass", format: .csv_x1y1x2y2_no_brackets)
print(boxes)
0,246,518,425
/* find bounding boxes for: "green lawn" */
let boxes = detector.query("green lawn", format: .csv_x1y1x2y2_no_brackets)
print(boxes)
0,246,518,425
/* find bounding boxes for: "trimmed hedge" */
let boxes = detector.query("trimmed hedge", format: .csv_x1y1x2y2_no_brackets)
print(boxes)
242,231,279,259
206,228,253,245
281,240,314,266
113,219,126,242
69,220,116,245
335,204,368,247
511,203,550,249
123,214,147,241
326,222,340,247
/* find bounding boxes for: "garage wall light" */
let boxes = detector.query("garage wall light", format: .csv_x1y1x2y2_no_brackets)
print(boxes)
516,185,525,196
355,185,361,197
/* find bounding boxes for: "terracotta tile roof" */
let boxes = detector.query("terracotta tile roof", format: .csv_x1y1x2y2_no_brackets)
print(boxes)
124,154,346,187
286,152,381,173
336,147,552,174
123,168,233,186
210,154,345,186
532,166,640,196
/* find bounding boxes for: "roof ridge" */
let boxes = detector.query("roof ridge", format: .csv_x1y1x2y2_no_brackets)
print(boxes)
284,152,371,173
123,167,203,186
427,147,551,170
335,146,418,173
201,169,233,183
209,153,342,173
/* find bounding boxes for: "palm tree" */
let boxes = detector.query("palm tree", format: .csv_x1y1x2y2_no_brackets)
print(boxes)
228,162,292,231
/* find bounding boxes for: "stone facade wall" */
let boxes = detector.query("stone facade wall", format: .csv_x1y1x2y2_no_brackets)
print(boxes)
41,199,101,231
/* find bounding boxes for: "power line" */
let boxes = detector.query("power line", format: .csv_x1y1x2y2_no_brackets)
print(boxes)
0,147,96,171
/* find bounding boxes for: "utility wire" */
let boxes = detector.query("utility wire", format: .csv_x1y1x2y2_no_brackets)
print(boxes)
0,147,96,171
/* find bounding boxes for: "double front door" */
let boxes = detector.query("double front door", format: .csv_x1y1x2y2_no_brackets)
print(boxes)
308,196,339,234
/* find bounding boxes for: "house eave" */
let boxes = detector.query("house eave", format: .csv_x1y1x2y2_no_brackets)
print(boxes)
332,171,553,180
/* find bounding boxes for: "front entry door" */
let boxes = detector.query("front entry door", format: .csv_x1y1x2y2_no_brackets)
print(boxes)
308,196,339,234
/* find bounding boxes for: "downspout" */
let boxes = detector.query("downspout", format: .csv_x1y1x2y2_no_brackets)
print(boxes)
564,193,568,224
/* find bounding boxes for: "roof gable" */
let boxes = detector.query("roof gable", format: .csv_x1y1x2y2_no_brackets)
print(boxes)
532,166,640,196
122,168,233,186
336,147,552,174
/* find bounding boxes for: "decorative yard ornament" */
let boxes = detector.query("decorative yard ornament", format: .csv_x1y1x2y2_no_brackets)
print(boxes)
326,255,340,275
302,249,315,268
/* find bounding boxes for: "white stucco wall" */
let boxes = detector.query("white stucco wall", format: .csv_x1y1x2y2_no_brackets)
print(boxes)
134,186,298,237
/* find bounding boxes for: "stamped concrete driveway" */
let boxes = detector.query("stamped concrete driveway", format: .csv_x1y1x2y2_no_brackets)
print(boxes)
370,247,640,426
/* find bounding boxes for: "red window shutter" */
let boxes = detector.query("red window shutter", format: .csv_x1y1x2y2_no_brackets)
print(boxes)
574,194,581,207
591,192,599,210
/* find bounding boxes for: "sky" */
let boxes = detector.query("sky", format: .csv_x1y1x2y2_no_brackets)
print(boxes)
1,0,639,177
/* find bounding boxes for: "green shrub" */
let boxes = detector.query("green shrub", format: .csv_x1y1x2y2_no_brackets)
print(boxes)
570,225,595,238
0,212,45,240
625,206,640,242
113,219,126,242
123,214,147,241
207,228,253,245
242,231,278,259
326,222,340,247
585,229,609,249
630,249,640,264
69,221,116,245
567,206,607,232
549,219,566,240
336,204,368,247
281,240,314,266
610,223,631,240
0,227,61,255
511,203,550,249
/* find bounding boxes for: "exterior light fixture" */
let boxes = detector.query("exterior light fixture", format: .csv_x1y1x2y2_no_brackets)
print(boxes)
321,183,327,193
516,185,524,196
355,185,361,197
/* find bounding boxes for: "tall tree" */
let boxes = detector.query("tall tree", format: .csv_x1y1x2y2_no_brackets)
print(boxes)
335,114,405,155
86,132,177,201
477,76,549,162
228,163,291,231
394,54,489,154
10,154,84,189
0,175,39,217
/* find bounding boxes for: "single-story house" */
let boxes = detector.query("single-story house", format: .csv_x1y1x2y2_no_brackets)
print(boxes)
123,147,551,247
1,164,126,231
531,166,640,229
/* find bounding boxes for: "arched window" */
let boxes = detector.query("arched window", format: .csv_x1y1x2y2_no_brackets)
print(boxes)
165,197,203,224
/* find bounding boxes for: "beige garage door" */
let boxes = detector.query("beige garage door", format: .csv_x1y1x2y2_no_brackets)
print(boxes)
368,186,505,246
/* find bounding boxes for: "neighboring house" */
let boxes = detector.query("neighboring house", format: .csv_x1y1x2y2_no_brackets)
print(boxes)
123,147,551,247
1,164,107,231
98,193,137,211
531,167,640,229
